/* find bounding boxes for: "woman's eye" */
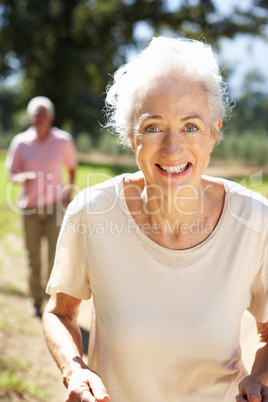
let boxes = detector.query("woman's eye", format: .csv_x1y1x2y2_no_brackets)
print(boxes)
144,125,160,133
185,123,198,133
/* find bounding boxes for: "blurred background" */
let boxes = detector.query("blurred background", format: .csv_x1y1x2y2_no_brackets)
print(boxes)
0,0,268,165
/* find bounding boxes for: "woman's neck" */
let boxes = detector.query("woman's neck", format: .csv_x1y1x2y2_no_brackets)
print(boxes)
141,179,212,222
124,174,225,250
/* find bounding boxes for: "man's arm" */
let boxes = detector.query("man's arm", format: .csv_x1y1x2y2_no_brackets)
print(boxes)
236,321,268,401
42,292,110,402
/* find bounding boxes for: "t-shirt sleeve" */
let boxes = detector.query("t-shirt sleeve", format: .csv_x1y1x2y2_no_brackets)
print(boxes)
46,194,91,300
247,242,268,323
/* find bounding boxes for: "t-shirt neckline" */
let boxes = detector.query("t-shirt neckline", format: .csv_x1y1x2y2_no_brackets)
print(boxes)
118,173,229,255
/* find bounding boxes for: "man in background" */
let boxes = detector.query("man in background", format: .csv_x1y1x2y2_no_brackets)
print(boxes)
5,96,77,317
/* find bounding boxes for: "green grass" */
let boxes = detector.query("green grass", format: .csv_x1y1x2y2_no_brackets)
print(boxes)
0,357,50,401
229,174,268,198
262,177,268,196
1,153,22,237
0,291,32,333
0,282,26,297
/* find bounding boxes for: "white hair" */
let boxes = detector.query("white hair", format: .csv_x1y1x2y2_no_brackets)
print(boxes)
27,96,55,117
104,36,233,146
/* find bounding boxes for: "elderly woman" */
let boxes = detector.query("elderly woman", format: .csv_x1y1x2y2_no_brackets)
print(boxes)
43,37,268,401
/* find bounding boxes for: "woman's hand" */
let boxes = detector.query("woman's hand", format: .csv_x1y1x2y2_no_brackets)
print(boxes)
64,366,110,402
236,321,268,401
236,375,268,401
43,294,110,402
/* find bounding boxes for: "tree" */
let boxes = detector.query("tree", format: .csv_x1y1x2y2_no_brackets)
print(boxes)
0,0,267,141
227,70,268,134
0,88,16,131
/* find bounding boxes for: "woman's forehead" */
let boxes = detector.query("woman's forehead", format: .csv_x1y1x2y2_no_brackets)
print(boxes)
136,78,209,115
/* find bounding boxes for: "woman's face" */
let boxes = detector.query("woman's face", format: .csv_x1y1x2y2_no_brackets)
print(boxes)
129,76,220,192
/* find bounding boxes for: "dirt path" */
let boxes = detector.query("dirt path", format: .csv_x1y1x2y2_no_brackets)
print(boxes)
0,232,67,401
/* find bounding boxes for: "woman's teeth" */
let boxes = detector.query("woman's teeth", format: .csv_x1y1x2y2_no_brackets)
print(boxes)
159,163,188,173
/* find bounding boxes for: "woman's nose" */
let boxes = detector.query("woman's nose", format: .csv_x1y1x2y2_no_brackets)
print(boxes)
161,130,184,158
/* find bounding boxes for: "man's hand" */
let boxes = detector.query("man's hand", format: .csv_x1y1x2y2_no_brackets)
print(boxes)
62,189,72,206
64,366,110,402
10,171,37,183
236,375,268,401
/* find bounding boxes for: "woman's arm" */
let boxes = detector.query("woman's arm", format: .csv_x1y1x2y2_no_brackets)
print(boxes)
42,292,110,402
236,320,268,402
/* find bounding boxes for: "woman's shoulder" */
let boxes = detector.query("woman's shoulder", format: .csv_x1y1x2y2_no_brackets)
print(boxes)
203,175,268,206
123,170,145,193
204,175,268,235
201,175,226,207
220,176,268,210
66,172,140,217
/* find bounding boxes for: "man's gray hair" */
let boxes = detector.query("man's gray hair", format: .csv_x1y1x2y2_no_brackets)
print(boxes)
27,96,55,117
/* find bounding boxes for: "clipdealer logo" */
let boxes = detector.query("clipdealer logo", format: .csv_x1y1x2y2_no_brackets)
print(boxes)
65,217,214,239
5,170,266,233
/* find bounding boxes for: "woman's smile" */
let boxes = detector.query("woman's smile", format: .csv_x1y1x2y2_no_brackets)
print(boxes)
156,162,190,176
130,76,218,191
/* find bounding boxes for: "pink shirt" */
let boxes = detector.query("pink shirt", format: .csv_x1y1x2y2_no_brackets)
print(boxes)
6,126,77,209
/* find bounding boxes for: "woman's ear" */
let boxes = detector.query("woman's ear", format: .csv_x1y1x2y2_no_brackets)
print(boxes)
217,119,222,130
209,119,222,153
128,133,136,152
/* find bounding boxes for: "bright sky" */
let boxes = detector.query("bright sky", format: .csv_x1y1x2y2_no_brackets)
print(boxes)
212,0,252,14
134,0,268,97
219,35,268,96
214,0,268,96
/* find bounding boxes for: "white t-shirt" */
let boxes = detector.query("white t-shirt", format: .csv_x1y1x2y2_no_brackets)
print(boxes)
47,173,268,402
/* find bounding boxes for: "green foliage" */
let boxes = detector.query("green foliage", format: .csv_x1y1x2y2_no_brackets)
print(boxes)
98,130,126,155
0,0,267,140
212,132,268,166
228,77,268,135
0,88,18,132
76,131,93,153
0,131,15,149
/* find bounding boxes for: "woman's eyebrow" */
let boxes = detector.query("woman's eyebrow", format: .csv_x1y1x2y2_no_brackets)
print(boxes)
138,113,163,123
180,114,204,121
138,113,205,124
